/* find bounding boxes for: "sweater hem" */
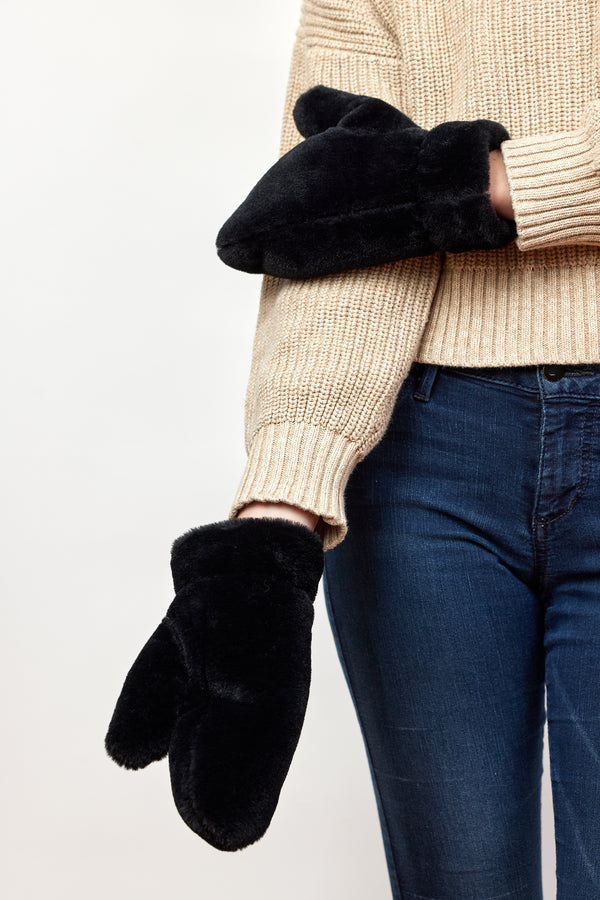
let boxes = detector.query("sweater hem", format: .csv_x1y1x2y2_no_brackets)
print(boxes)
415,260,600,365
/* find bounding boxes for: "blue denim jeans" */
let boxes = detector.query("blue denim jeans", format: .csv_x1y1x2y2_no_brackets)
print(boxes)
323,362,600,900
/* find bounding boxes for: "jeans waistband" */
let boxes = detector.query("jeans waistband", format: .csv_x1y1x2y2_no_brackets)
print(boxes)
410,362,600,400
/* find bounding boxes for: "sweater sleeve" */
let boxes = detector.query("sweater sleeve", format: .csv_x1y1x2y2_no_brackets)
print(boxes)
228,0,443,551
500,100,600,252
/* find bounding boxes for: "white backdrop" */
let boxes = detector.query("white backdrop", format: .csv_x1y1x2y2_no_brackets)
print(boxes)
1,1,556,897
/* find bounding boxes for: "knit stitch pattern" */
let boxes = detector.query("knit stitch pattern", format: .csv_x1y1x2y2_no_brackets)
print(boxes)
230,0,600,549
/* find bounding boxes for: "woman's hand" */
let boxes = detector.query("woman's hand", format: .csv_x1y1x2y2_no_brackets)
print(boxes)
489,149,515,220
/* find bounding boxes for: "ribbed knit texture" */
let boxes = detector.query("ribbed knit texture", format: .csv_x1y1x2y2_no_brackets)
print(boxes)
230,0,600,550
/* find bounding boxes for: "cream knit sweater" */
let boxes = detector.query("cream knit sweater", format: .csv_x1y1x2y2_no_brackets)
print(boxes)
229,0,600,551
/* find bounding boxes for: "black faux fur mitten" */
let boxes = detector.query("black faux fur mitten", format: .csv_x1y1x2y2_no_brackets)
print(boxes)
216,85,517,279
105,516,324,851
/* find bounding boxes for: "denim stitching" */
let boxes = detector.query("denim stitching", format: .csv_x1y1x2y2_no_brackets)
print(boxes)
322,565,405,900
531,370,548,604
533,404,598,526
403,884,534,900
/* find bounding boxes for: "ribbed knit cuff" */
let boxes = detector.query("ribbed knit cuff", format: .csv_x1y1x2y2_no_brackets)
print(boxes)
500,122,600,252
229,422,361,552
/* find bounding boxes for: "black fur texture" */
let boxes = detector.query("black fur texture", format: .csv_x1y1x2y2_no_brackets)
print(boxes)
105,516,324,851
216,85,517,279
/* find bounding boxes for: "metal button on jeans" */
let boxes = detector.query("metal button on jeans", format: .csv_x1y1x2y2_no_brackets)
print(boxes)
543,364,566,381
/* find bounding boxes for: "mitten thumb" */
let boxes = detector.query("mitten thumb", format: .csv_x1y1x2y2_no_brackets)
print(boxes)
293,84,416,138
105,620,187,770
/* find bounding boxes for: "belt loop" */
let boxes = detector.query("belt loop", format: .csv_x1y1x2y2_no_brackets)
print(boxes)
413,363,440,402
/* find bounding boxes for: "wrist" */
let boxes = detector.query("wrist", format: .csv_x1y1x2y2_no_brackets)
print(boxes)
237,501,319,532
488,149,515,220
